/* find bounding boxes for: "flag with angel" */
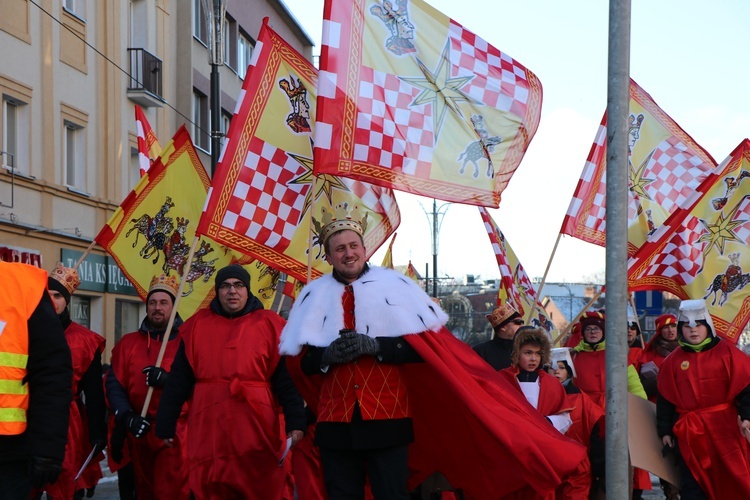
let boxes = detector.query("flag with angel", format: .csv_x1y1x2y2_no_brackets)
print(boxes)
562,79,716,255
312,0,542,207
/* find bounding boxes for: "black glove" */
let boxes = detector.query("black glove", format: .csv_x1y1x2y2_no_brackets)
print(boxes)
142,365,169,387
110,419,127,463
29,456,63,488
89,437,106,453
343,333,381,360
321,333,356,366
126,411,151,438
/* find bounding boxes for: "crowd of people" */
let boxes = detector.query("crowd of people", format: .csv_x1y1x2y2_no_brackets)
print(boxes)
3,211,750,500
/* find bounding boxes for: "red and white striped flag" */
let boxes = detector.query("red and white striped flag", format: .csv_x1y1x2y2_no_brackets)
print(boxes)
562,80,716,255
135,105,162,177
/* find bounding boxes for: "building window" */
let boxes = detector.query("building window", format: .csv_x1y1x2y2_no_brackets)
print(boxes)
193,90,210,152
64,120,86,190
221,111,231,138
115,299,141,343
71,295,91,328
224,15,237,71
2,97,28,174
63,0,86,20
129,145,140,189
193,0,207,44
238,33,254,79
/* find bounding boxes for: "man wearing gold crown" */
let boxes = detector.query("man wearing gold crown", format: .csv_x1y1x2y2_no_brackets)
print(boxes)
105,273,189,499
280,208,588,499
33,263,106,500
155,264,306,499
0,261,72,498
473,302,526,370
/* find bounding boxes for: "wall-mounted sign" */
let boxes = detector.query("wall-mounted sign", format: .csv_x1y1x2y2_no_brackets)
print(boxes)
60,249,138,296
0,245,43,267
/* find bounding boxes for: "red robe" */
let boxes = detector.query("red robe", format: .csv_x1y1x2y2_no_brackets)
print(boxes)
289,329,587,498
657,340,750,498
42,322,105,499
180,308,290,499
110,329,189,500
497,368,582,500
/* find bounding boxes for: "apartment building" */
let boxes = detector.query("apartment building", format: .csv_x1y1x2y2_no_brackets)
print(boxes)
0,0,313,359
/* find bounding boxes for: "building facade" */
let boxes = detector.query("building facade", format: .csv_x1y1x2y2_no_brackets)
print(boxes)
0,0,313,360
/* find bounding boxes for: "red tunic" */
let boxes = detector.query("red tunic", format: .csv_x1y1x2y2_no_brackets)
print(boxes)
572,349,607,408
180,307,289,499
42,321,104,499
110,329,189,500
657,341,750,498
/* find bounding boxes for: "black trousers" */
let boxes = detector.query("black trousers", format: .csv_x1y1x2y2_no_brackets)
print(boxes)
320,445,410,500
0,460,31,500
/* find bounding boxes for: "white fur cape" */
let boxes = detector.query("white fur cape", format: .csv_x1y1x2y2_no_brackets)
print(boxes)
279,266,449,355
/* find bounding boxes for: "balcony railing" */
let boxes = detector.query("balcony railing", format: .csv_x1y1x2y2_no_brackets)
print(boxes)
127,48,164,106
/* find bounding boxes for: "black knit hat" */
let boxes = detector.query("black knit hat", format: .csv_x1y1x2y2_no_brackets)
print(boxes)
47,277,71,305
215,264,251,293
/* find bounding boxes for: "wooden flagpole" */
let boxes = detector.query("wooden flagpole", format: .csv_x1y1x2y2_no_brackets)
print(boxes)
306,175,321,285
140,235,200,417
73,240,98,270
524,232,562,323
551,290,603,347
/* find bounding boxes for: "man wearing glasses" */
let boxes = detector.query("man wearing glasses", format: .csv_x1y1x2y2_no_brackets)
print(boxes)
473,303,526,370
156,264,306,499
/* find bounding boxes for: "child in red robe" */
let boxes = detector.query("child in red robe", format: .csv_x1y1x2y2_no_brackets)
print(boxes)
657,299,750,499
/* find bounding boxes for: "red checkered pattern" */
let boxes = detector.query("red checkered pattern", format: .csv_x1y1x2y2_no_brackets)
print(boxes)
642,136,711,214
341,176,397,216
725,196,750,244
448,20,531,118
220,137,308,251
638,216,705,286
352,66,435,178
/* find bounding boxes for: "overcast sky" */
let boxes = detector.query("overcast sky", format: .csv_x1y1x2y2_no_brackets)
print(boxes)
279,0,750,284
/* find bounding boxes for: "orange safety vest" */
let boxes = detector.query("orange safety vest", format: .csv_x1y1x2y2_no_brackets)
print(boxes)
0,261,47,435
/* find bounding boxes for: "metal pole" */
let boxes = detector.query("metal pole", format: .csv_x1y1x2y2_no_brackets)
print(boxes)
425,263,429,294
605,0,631,496
210,63,221,176
432,199,438,298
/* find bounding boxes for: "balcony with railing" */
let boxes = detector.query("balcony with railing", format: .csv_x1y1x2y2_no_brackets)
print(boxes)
127,48,165,107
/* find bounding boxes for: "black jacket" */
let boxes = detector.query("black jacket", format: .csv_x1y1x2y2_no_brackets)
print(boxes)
0,291,72,462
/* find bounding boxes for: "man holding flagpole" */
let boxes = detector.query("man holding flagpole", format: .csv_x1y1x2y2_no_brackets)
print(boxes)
106,274,189,499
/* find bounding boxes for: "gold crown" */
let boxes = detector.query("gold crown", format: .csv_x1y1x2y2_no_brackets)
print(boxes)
49,262,80,295
319,202,368,245
486,303,520,328
148,273,179,298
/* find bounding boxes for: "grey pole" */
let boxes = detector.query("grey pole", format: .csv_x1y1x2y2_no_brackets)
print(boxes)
202,0,227,177
605,0,631,496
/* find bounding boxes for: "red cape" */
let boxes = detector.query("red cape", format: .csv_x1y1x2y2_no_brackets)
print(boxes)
289,328,586,498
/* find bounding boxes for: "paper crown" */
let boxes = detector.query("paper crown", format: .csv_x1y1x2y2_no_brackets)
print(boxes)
49,262,80,295
677,299,716,336
148,273,179,298
485,303,521,328
550,347,577,378
319,203,367,246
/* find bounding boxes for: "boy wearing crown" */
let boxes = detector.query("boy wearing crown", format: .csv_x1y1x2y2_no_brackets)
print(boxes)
35,263,107,500
657,299,750,498
106,273,189,499
155,264,306,499
280,205,588,499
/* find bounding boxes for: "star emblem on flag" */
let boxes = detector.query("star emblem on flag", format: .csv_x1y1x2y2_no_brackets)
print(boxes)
399,40,480,139
628,152,656,200
698,198,749,256
288,149,350,219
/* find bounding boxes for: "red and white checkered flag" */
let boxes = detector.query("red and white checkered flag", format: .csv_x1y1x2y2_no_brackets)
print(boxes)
562,80,715,255
628,140,750,343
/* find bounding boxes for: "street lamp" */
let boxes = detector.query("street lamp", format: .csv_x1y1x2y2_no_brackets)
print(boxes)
421,199,450,298
201,0,227,176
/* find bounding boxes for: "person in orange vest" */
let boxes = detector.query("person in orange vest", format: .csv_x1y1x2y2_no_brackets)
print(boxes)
0,261,72,498
33,263,107,500
106,274,190,499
